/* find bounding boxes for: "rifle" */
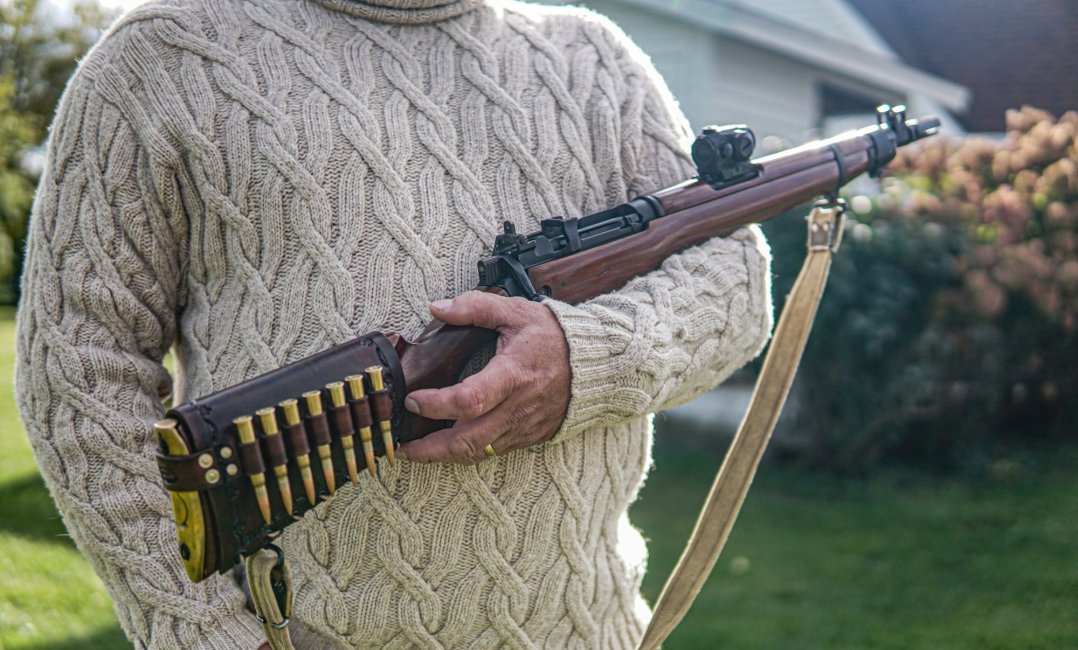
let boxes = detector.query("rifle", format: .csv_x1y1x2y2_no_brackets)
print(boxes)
154,105,938,647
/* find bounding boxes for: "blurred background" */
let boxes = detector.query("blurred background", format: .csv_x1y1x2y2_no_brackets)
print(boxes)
1,0,1075,647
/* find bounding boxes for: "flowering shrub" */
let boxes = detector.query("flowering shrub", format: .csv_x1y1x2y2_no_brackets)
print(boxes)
885,107,1078,331
767,107,1077,470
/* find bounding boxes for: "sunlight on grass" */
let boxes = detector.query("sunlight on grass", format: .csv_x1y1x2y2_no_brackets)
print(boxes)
0,312,129,649
0,530,125,646
0,309,35,480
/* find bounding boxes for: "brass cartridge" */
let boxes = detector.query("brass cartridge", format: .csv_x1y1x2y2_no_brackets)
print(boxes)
327,381,359,484
235,415,272,525
303,390,336,496
346,374,377,478
366,365,395,465
280,398,317,505
256,407,294,516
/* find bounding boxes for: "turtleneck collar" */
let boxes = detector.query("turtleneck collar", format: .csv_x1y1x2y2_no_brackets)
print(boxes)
309,0,484,24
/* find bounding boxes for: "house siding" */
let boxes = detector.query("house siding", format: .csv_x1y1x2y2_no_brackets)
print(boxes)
584,0,861,142
709,38,816,142
585,0,717,129
558,0,964,141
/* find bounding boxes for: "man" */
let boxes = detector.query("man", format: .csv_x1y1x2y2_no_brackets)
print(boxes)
15,0,772,646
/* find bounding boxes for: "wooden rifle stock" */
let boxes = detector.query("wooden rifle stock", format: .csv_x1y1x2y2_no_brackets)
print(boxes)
396,288,504,441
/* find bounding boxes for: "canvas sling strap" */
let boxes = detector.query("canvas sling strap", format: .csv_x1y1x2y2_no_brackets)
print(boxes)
638,201,844,649
249,201,845,650
248,545,295,650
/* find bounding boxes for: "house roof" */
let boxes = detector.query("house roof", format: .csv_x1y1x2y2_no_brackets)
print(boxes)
849,0,1078,132
724,0,894,57
614,0,970,112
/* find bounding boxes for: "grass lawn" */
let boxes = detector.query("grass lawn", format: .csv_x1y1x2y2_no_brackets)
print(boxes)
1,308,1075,648
636,441,1078,649
0,310,130,650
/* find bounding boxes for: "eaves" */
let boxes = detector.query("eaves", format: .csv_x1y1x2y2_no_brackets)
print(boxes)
615,0,971,111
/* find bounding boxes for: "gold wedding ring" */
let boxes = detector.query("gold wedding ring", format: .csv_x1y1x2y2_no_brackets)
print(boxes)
483,444,497,459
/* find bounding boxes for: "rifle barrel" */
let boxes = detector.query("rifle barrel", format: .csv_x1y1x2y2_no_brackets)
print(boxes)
528,117,933,305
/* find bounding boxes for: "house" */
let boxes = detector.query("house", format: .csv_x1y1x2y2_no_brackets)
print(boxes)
849,0,1078,134
545,0,970,145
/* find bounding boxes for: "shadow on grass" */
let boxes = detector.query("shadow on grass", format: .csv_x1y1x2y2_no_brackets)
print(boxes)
0,473,132,649
18,625,131,650
0,472,73,546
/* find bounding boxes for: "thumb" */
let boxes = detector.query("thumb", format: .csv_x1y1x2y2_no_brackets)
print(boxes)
430,291,524,330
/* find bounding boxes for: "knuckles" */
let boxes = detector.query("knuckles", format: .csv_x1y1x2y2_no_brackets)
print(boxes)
452,385,488,420
500,362,527,392
508,401,538,428
448,435,482,461
506,296,537,315
455,291,484,311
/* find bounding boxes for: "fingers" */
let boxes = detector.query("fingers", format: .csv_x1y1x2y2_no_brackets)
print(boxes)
406,354,518,421
398,411,507,464
430,291,531,331
401,395,552,464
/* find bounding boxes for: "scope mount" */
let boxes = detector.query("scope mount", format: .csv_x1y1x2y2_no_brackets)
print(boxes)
692,124,760,189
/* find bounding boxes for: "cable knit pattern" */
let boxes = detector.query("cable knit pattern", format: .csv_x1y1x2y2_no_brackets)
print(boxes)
15,0,772,647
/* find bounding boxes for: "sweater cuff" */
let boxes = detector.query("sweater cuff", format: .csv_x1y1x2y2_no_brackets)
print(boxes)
544,298,634,442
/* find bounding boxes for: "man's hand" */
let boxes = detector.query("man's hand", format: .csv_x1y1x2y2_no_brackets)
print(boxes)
399,291,571,463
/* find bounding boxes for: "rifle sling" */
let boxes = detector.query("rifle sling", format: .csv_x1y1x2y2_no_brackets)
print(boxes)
248,546,295,650
638,203,842,650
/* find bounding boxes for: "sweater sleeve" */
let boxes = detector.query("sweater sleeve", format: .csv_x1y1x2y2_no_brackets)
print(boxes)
14,36,265,650
545,20,774,441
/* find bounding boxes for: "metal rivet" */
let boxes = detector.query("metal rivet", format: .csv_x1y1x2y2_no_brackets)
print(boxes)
219,446,233,459
198,453,214,468
226,464,239,476
205,469,221,484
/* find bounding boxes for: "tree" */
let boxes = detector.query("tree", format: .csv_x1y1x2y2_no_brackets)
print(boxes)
0,0,116,302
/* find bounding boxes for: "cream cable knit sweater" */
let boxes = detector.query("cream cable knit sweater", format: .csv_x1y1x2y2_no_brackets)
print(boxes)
15,0,773,647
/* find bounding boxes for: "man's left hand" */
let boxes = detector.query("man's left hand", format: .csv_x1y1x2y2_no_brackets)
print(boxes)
399,291,571,463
